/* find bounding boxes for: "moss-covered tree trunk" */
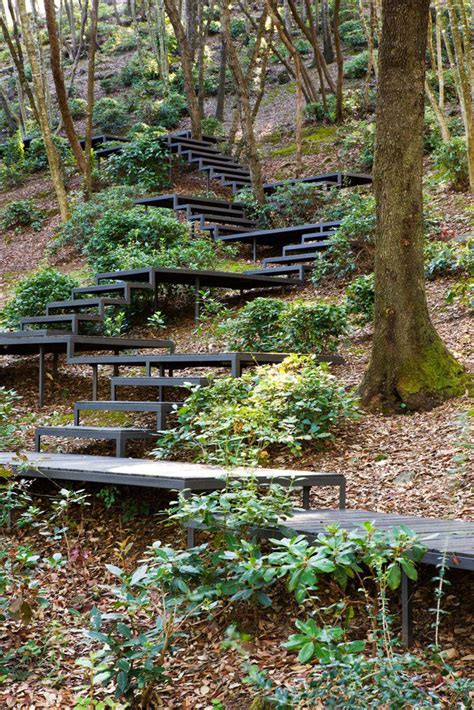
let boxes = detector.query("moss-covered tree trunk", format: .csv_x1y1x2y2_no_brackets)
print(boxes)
359,0,467,412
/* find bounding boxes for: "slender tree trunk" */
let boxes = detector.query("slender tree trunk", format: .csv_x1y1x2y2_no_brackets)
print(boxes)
18,0,69,220
84,0,98,199
333,0,343,122
215,35,226,120
0,11,40,124
360,0,466,411
44,0,86,173
0,83,20,132
445,0,474,191
221,0,265,203
321,0,334,64
164,0,202,138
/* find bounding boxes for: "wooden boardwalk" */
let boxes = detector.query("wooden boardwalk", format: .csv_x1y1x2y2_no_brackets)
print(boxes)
278,509,474,570
0,453,346,508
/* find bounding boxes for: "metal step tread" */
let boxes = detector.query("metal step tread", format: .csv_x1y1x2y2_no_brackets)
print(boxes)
111,376,209,387
263,252,325,266
75,400,179,411
21,313,103,324
36,426,157,439
47,297,127,312
245,265,309,279
73,282,154,296
283,240,330,255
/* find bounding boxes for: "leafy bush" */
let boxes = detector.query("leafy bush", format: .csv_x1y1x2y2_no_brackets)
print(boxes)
424,239,473,280
305,95,337,124
339,19,367,48
0,199,45,231
230,17,246,38
102,25,137,54
345,273,375,325
344,51,373,79
93,97,129,133
312,193,376,282
24,134,72,172
156,355,358,466
201,116,225,138
53,186,138,253
339,120,375,170
0,267,79,329
141,92,186,129
105,131,170,189
445,278,474,310
216,298,347,353
68,97,87,119
84,207,188,272
434,136,469,191
0,388,20,449
237,182,335,229
94,233,231,274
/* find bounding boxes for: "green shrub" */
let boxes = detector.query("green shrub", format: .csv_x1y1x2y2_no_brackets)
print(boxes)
0,388,19,449
68,97,87,119
0,267,79,329
312,193,376,282
53,186,138,253
345,273,375,325
141,92,186,129
424,239,473,280
0,199,45,231
99,74,122,94
230,17,246,38
216,298,347,353
339,19,367,48
339,120,375,170
105,131,170,189
237,182,335,229
84,207,188,272
434,137,469,191
93,97,129,133
445,278,474,310
156,355,358,465
343,51,372,79
94,233,231,274
216,297,347,354
24,134,71,172
305,95,337,124
201,116,225,138
102,25,137,54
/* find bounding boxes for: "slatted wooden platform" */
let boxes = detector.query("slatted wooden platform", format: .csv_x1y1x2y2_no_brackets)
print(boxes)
278,509,474,570
0,453,346,508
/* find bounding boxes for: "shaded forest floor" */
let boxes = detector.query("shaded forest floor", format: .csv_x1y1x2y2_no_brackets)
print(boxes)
1,46,473,708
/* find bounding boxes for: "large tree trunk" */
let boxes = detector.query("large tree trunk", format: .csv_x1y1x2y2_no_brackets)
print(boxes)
359,0,467,411
17,0,70,221
44,0,86,173
164,0,202,139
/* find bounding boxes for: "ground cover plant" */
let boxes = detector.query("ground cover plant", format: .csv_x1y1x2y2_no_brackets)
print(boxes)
0,0,473,704
156,355,359,466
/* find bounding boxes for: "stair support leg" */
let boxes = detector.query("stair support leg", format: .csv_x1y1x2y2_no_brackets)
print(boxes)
116,435,126,458
39,346,45,408
194,277,201,323
401,571,413,646
92,365,98,400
